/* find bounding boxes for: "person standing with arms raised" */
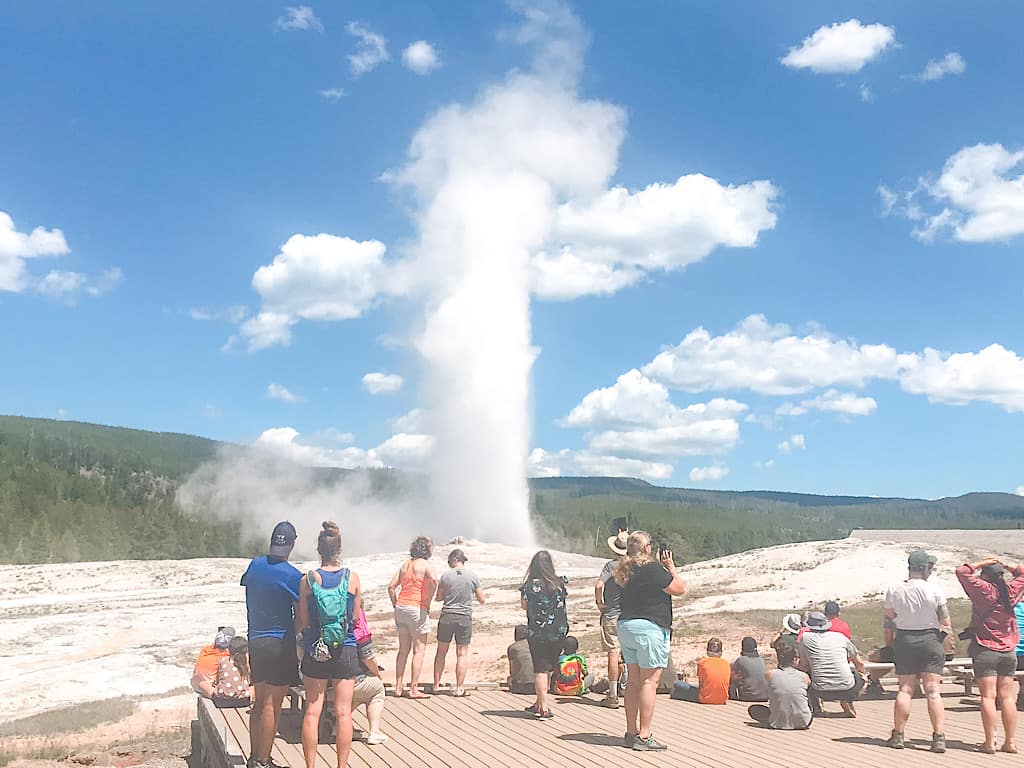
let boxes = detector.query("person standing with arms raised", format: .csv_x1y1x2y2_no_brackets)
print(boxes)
884,549,953,753
615,531,686,752
240,522,302,768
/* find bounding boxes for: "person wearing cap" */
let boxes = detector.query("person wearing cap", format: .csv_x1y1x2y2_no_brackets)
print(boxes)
240,521,302,768
955,557,1024,753
823,601,851,640
797,611,865,717
772,613,802,657
730,637,769,702
595,526,628,708
191,626,235,697
883,548,952,753
432,548,485,697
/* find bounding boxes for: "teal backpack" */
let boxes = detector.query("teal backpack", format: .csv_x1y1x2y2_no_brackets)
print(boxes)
306,569,351,661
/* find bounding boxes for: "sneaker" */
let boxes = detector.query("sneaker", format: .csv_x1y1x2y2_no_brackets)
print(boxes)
535,709,554,720
633,735,668,752
931,733,947,754
886,730,905,750
623,733,637,748
524,703,540,714
366,733,389,746
600,694,620,709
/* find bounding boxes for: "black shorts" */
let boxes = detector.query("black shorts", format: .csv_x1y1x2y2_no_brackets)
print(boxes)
437,615,473,645
249,636,300,687
527,636,563,673
971,644,1017,678
301,645,360,681
893,629,945,676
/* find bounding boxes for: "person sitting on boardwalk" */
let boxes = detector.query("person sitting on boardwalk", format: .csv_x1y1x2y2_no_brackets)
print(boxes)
884,549,952,753
616,531,686,751
823,600,851,639
595,528,627,708
748,647,813,730
956,557,1024,754
772,613,802,657
191,626,233,698
433,548,485,697
730,637,769,702
388,535,438,699
241,521,302,768
553,636,589,696
507,625,535,695
213,636,253,708
797,611,865,717
671,638,730,704
353,628,389,745
520,550,569,720
297,521,362,768
865,617,897,696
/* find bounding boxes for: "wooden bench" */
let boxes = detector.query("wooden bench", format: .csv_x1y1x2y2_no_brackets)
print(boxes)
195,697,246,768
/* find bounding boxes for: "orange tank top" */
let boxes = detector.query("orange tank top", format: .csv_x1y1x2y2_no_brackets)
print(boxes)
396,559,426,607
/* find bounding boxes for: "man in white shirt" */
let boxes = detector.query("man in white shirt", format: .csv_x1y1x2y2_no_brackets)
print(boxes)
883,549,953,753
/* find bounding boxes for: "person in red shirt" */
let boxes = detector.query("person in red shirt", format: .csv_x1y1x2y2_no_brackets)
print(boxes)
956,558,1024,754
824,601,852,640
671,638,730,704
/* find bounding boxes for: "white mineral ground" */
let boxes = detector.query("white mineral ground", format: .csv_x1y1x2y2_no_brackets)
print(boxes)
3,530,1024,731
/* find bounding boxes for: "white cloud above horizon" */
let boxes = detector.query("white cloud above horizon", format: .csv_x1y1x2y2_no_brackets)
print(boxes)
916,52,965,82
776,389,878,418
689,464,730,483
402,41,440,75
254,426,433,471
778,433,806,453
347,22,389,77
275,6,322,32
267,383,302,403
781,19,896,74
362,372,404,395
1017,486,1024,496
0,210,70,292
318,88,345,102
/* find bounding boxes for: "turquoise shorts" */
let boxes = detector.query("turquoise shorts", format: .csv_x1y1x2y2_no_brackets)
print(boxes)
617,619,670,669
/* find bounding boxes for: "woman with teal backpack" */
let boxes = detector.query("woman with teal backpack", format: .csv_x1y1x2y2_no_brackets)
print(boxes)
297,522,362,768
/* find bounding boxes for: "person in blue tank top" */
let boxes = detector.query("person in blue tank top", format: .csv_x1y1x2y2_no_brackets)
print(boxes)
297,521,362,768
240,521,302,768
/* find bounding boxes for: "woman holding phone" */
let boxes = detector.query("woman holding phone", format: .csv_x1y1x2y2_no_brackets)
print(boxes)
614,531,686,752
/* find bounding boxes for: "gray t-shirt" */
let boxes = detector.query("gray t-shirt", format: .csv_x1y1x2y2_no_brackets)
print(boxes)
599,559,622,619
439,567,480,617
731,654,769,701
797,630,858,691
768,667,812,730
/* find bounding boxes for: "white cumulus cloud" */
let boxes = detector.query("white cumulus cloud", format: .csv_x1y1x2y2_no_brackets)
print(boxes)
900,345,1024,412
781,19,896,74
778,433,806,454
36,267,123,300
254,426,433,471
318,88,345,102
402,41,440,75
689,464,729,483
362,372,404,395
275,6,323,32
527,447,672,481
776,389,877,418
916,52,965,82
267,383,302,403
347,22,389,77
0,210,70,292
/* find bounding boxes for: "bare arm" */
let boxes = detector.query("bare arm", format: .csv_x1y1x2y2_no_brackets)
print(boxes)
363,654,381,677
388,565,402,607
475,587,486,605
421,563,438,610
659,550,686,597
296,575,311,636
595,579,605,611
851,651,866,674
350,572,362,626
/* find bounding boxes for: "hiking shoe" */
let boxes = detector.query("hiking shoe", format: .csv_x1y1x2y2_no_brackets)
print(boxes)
931,733,947,754
366,733,389,746
623,733,637,748
887,730,905,749
535,709,554,720
600,694,620,709
633,735,668,752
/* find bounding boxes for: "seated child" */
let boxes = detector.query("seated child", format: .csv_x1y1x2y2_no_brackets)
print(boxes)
671,638,730,704
212,636,253,708
553,636,589,696
192,626,233,698
507,624,535,695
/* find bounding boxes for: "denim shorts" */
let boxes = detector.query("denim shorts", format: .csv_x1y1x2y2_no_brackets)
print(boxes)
617,618,670,669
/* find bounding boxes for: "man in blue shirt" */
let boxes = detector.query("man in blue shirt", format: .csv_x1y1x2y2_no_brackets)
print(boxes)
241,521,302,768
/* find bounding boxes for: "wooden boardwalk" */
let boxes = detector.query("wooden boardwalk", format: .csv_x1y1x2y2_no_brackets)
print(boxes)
198,686,1020,768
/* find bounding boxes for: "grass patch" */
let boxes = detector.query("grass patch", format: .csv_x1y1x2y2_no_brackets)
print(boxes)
0,698,136,739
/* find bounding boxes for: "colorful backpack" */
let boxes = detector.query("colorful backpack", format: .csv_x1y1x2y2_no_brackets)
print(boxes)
522,576,569,641
554,653,588,696
307,569,351,662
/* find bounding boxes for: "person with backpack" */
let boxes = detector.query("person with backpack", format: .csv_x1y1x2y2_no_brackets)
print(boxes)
956,557,1024,754
297,521,362,768
519,550,569,720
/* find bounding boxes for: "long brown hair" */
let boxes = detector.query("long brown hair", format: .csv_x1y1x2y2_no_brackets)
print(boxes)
523,550,561,593
318,521,342,563
228,636,250,682
613,531,652,587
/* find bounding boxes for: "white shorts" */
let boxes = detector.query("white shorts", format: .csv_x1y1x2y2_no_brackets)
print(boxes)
352,675,386,709
394,605,430,636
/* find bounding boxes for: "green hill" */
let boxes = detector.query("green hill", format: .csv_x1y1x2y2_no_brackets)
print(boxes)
3,415,1024,564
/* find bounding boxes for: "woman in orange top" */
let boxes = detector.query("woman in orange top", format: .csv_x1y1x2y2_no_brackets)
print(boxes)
191,627,233,697
388,536,438,698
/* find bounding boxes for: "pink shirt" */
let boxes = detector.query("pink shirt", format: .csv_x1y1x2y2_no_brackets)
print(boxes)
956,564,1024,653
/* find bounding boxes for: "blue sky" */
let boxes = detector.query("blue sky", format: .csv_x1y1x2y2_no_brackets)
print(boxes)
2,0,1023,499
